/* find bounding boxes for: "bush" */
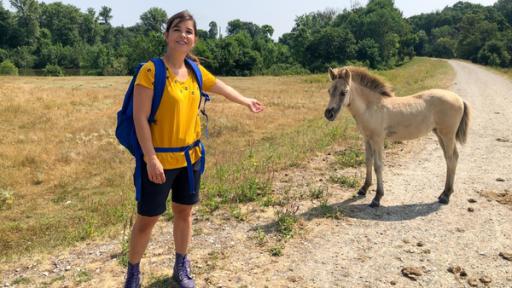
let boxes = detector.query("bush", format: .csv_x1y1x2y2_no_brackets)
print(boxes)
262,63,310,76
0,60,19,75
477,40,511,67
43,64,64,76
102,57,128,76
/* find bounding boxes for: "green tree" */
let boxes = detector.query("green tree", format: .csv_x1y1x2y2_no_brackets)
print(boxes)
208,21,218,39
0,1,13,48
9,0,40,46
80,8,100,45
40,2,81,46
431,37,457,58
261,24,274,38
477,40,511,67
98,6,112,25
495,0,512,26
357,38,381,68
139,7,167,33
456,14,498,62
304,27,356,71
9,45,36,68
215,32,262,75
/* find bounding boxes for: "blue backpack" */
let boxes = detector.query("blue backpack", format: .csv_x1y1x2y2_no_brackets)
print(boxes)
115,57,210,201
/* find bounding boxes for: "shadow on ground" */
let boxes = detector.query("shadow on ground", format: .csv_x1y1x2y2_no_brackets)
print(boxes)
305,195,443,222
147,276,178,288
253,194,443,236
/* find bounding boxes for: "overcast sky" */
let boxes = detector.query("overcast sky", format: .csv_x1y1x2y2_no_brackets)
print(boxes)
6,0,498,40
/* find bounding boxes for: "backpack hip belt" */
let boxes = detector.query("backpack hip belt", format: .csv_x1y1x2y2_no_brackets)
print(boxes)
134,140,205,202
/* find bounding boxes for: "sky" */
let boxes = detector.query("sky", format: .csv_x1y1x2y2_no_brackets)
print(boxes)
6,0,498,40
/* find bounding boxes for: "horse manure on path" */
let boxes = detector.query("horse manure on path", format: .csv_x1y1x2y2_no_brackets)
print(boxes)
447,265,467,279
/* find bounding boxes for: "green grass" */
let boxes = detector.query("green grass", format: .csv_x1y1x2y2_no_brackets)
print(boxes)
75,270,92,284
309,186,327,200
332,146,365,168
269,244,284,257
329,175,361,189
317,201,344,220
12,276,31,285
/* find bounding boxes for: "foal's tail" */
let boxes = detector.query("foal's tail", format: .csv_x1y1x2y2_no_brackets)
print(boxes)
456,101,470,145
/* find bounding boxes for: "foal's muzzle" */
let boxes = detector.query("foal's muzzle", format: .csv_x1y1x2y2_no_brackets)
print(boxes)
324,108,336,121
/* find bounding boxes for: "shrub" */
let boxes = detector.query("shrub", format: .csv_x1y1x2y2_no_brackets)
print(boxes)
262,63,310,76
43,64,64,76
0,60,19,75
102,57,128,76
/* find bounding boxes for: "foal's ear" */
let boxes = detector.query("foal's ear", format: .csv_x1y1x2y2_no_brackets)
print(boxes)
341,68,352,82
328,67,337,80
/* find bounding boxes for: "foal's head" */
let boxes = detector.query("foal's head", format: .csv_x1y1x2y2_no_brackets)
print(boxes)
325,67,351,121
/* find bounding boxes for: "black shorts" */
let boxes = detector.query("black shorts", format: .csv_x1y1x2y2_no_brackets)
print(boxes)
137,161,201,217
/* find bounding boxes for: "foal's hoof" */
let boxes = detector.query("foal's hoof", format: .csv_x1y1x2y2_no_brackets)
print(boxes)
369,200,380,208
438,195,450,205
357,189,367,196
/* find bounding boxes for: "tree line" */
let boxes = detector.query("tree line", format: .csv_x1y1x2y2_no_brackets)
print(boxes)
1,0,511,76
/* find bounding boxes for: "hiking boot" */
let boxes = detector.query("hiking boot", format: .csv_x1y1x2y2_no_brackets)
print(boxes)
172,253,195,288
124,262,141,288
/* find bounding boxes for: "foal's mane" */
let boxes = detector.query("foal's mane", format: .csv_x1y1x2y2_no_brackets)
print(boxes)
347,66,394,97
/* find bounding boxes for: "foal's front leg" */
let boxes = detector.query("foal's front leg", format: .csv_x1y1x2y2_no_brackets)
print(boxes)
358,139,373,196
370,140,385,208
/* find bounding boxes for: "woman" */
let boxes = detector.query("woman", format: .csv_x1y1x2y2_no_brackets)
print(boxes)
124,10,264,288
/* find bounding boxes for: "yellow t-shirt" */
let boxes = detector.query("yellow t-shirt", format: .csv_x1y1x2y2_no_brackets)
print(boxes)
135,60,216,169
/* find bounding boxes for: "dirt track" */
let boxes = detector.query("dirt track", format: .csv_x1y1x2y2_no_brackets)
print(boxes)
2,60,512,287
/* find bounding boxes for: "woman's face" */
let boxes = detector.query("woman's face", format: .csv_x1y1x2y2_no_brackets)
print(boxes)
165,20,196,54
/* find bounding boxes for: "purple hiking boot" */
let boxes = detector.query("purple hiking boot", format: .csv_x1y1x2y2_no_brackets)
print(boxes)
172,253,195,288
124,262,141,288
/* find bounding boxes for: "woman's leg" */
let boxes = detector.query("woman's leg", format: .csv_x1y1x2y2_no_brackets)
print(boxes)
172,203,193,254
128,214,160,264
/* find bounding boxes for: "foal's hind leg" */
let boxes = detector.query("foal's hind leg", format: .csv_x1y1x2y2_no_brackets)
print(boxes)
358,139,373,196
437,134,459,204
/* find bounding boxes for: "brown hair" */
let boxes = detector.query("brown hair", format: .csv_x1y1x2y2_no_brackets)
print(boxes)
165,10,200,63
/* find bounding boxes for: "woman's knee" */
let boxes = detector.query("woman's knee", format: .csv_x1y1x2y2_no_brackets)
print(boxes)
172,203,193,221
133,215,159,234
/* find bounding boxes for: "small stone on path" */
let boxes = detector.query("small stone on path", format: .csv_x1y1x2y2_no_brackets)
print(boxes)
468,278,479,287
401,267,423,281
499,252,512,261
479,276,492,284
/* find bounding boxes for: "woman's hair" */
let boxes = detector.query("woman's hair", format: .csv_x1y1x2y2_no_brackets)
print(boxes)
165,10,200,63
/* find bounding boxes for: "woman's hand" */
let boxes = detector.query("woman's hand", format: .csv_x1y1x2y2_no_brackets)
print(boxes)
210,80,264,113
245,98,264,113
145,155,166,184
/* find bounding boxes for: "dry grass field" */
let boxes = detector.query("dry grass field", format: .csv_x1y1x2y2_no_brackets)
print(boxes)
0,57,454,261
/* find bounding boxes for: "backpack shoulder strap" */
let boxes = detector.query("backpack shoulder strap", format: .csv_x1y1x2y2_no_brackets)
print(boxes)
148,57,167,123
185,58,211,105
185,58,203,90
